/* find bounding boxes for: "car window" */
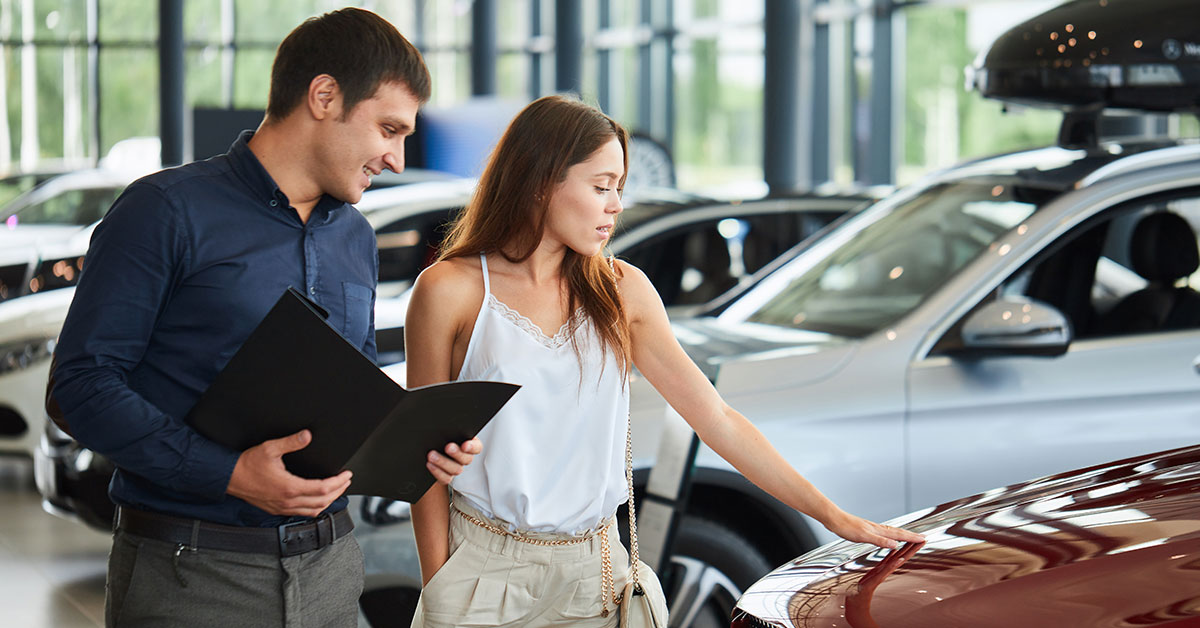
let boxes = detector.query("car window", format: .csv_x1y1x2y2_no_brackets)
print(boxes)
12,186,121,226
619,211,841,307
0,173,50,210
620,218,742,306
741,212,845,274
724,181,1049,337
375,207,457,297
989,190,1200,340
1095,197,1197,338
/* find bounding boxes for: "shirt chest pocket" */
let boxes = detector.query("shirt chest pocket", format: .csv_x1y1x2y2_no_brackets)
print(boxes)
342,281,374,349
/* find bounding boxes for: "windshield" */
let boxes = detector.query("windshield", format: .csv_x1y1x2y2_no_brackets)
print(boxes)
720,180,1053,337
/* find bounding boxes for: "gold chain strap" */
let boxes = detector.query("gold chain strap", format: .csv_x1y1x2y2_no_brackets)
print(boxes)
625,412,641,582
601,413,639,618
453,508,595,547
600,521,620,616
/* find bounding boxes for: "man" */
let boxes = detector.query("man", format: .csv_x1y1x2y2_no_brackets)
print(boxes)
51,8,475,627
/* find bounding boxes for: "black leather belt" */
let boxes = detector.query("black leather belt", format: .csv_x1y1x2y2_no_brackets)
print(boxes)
115,507,354,557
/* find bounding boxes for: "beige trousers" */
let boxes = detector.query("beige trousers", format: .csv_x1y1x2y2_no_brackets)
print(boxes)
411,498,631,628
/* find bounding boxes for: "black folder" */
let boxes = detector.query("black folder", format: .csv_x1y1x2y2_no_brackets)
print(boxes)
186,287,519,502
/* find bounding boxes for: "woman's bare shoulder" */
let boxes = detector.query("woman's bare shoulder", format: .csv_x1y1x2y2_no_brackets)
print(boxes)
612,258,663,313
411,257,485,313
612,257,652,290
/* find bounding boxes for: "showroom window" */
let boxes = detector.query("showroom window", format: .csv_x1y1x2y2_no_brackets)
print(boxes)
672,0,764,194
2,0,1192,193
898,1,1200,185
898,1,1063,184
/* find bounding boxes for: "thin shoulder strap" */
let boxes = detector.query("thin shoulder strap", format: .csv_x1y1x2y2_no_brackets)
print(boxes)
480,252,491,295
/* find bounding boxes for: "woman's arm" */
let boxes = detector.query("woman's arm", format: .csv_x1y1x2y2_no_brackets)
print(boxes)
617,260,922,549
406,259,479,585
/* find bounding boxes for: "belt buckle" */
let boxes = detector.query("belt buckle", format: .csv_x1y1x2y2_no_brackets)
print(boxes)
278,516,320,557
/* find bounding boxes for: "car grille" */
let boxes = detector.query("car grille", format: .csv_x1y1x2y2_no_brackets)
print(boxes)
731,610,787,628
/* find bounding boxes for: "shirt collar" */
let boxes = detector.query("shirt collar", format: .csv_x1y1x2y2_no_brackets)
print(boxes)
225,130,348,222
226,130,284,206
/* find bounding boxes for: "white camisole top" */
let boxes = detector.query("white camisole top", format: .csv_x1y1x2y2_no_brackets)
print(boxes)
449,253,630,535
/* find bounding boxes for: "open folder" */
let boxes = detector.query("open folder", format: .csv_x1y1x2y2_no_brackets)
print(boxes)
186,287,519,502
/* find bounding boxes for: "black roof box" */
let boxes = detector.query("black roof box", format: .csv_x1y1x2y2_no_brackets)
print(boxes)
968,0,1200,113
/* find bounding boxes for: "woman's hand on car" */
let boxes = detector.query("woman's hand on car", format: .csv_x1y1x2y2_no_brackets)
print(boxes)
824,510,925,549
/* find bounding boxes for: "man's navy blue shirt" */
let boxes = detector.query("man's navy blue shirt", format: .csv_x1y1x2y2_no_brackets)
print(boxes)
53,131,378,527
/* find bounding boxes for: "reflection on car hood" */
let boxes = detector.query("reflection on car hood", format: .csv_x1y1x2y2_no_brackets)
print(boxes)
735,444,1200,628
670,317,843,380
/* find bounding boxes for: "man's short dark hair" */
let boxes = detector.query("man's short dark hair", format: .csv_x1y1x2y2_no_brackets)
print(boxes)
266,7,431,120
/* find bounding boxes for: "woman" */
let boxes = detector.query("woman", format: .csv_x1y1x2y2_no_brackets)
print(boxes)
406,94,922,627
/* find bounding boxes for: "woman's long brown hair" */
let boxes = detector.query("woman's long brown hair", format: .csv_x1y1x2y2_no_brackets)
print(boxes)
438,94,632,373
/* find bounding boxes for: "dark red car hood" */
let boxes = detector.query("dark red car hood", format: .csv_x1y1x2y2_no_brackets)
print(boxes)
733,444,1200,628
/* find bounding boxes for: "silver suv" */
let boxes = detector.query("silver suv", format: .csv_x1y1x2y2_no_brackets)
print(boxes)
630,138,1200,624
630,1,1200,621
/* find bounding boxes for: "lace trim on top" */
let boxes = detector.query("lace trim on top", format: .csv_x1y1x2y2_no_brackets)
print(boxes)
487,293,584,349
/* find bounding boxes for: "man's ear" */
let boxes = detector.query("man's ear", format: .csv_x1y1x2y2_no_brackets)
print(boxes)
307,74,341,121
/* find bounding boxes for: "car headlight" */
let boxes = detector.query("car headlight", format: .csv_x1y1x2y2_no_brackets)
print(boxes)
0,337,55,375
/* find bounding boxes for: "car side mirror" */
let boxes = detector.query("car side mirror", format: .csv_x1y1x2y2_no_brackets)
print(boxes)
959,297,1072,357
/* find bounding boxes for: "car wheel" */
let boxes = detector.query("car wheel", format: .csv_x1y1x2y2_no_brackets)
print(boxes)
665,515,773,628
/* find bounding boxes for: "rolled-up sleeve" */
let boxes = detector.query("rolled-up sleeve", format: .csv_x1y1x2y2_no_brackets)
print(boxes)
52,183,239,501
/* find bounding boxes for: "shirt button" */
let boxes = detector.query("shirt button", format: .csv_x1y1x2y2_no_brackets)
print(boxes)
309,286,316,295
269,199,278,207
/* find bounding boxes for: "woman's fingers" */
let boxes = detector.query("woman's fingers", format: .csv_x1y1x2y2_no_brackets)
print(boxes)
828,513,925,549
875,522,925,546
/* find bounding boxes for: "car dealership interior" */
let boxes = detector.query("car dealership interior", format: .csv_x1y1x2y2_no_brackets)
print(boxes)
4,0,1200,627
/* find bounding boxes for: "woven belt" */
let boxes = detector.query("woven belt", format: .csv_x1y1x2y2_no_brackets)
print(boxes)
115,506,353,557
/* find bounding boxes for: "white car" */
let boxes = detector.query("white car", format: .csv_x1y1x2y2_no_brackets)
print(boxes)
0,288,75,456
0,168,132,457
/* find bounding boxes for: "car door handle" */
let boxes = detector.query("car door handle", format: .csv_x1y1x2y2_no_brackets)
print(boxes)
1194,356,1200,375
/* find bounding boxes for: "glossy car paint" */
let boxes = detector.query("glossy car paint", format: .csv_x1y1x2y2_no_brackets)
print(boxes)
733,444,1200,628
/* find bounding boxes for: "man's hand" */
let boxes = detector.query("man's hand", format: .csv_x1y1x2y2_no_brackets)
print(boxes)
226,429,352,517
426,437,482,484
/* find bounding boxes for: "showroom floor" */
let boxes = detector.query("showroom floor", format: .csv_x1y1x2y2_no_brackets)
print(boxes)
0,456,108,628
